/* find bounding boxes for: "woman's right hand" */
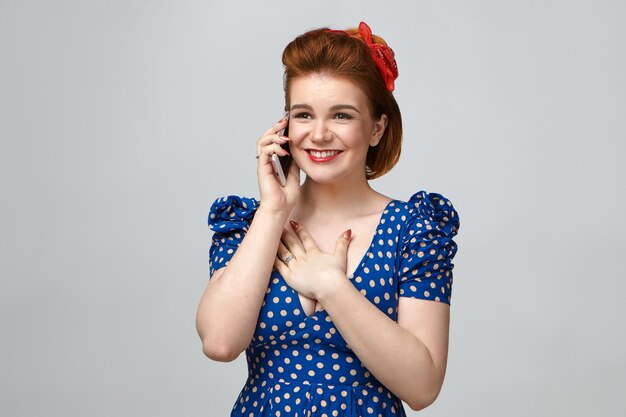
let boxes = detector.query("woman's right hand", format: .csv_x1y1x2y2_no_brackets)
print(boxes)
256,114,301,215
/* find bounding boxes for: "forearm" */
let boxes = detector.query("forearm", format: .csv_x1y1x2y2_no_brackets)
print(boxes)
196,207,288,360
317,277,446,410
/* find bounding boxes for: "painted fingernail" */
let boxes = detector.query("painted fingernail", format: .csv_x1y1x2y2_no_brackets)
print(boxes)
290,220,299,229
278,112,289,122
343,229,352,239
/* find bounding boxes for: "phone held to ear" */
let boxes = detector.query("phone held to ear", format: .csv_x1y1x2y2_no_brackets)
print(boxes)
270,115,292,187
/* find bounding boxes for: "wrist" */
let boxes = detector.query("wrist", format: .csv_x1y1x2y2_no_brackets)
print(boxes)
316,272,352,306
255,204,290,223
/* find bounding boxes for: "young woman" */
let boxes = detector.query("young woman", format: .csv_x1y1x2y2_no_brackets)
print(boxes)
197,22,460,416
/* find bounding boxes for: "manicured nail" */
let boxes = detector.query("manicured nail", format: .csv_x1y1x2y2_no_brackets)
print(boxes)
289,220,299,229
283,149,291,156
278,112,289,122
279,136,290,141
343,229,352,239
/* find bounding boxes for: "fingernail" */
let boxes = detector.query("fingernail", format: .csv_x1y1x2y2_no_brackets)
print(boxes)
279,136,290,141
343,229,352,239
289,220,299,229
278,111,289,122
283,149,291,156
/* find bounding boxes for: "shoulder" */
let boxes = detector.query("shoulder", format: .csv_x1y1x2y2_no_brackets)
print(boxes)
208,195,260,233
397,190,460,243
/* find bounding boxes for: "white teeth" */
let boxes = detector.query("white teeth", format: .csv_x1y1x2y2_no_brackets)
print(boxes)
310,150,340,158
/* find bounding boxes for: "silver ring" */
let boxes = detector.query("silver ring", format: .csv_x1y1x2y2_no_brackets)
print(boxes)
284,254,295,265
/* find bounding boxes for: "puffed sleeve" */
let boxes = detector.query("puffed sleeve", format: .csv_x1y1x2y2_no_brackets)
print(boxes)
207,195,259,277
398,191,460,304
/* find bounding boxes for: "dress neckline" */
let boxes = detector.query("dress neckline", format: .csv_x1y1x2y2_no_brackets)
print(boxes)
293,198,399,320
347,198,398,279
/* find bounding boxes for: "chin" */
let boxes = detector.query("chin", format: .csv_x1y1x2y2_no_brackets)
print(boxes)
301,168,352,185
304,174,338,184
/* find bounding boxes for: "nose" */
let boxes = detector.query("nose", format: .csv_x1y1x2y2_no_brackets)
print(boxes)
310,119,332,144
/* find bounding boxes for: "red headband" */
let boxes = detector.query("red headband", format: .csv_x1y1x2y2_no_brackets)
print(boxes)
327,22,398,92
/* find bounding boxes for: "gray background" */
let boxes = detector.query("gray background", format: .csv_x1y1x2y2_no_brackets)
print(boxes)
1,0,625,416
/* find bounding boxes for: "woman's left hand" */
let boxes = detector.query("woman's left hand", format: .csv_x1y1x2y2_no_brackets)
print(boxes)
274,221,352,301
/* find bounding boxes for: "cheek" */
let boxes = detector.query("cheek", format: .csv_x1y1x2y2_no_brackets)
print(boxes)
286,124,307,145
338,127,371,148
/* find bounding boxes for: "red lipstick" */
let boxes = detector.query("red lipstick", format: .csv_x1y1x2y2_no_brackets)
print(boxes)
306,149,343,162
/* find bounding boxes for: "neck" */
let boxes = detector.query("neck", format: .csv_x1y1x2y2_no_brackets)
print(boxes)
297,175,380,219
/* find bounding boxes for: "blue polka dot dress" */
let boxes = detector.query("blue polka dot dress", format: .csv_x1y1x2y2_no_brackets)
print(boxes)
207,191,460,417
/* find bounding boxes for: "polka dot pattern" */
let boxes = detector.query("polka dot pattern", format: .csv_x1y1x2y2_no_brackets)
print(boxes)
208,195,259,277
397,191,459,304
207,191,460,416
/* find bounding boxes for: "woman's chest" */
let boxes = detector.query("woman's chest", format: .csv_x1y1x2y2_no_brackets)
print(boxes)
251,215,406,345
285,215,389,316
289,234,378,317
251,250,400,347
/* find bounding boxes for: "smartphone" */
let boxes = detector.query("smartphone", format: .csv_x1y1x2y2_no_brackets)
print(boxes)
270,116,292,187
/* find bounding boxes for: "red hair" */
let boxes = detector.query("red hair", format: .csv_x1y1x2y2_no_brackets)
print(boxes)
282,27,402,180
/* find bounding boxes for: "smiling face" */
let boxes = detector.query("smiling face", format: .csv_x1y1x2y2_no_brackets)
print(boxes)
287,73,387,186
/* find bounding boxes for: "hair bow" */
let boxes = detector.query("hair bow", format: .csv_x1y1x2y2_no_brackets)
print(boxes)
357,22,398,92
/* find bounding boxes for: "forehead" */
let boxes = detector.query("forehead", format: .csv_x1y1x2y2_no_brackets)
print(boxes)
289,74,369,108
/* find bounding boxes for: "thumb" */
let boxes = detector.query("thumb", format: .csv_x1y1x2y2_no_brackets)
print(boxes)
333,229,352,257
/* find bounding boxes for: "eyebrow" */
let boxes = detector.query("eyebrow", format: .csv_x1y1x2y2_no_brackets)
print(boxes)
290,104,361,114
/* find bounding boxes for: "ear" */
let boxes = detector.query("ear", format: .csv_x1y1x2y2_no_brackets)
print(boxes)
369,114,388,147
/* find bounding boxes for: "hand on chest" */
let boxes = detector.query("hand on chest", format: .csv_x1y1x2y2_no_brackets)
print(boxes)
252,203,405,345
286,218,381,315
